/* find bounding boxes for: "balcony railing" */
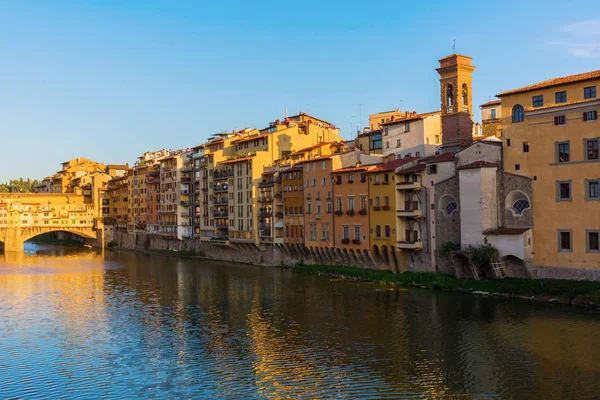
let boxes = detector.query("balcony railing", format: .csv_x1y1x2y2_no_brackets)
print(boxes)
213,211,229,217
259,197,273,203
397,209,423,218
214,198,228,205
213,185,229,193
396,181,422,191
259,211,272,218
315,212,322,220
213,171,233,181
397,240,424,250
258,181,274,188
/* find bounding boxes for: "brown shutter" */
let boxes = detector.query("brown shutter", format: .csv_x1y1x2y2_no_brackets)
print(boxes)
554,116,559,125
583,112,588,122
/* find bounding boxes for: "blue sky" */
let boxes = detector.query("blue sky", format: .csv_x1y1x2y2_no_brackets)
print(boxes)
1,0,599,181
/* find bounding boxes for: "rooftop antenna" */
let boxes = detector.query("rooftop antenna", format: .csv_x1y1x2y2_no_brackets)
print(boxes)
358,104,364,131
453,38,456,54
285,108,288,119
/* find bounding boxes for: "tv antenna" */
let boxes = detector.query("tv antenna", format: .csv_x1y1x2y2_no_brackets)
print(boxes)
453,39,456,54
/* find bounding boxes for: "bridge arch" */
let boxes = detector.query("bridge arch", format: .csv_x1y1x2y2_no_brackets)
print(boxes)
22,227,97,243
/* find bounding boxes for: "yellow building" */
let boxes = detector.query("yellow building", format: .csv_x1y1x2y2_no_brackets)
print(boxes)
198,112,344,244
498,69,600,275
106,174,130,231
367,158,415,271
369,109,403,130
51,157,107,193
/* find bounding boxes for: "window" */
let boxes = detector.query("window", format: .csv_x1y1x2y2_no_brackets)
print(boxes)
585,139,599,160
513,199,530,215
554,115,566,125
384,128,388,136
435,135,440,144
523,142,529,152
336,197,343,211
375,174,380,183
322,177,326,186
557,181,572,201
583,110,598,122
558,230,572,252
584,86,596,99
532,95,544,107
515,164,520,171
555,91,567,103
507,138,511,146
404,122,410,132
343,226,350,240
386,141,390,148
588,231,600,252
312,178,316,187
396,139,402,148
354,226,361,241
348,197,355,211
512,105,524,123
557,142,570,162
385,225,390,238
428,164,438,174
416,152,421,157
586,179,600,200
307,202,312,214
490,109,497,119
309,224,317,241
384,196,389,207
375,197,380,207
446,201,458,215
375,225,381,238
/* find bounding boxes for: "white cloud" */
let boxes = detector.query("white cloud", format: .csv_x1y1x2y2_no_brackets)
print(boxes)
550,19,600,57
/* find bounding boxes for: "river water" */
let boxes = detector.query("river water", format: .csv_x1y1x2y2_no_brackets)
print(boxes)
1,244,600,399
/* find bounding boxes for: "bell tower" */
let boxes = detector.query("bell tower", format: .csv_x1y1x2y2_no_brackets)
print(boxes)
436,54,476,151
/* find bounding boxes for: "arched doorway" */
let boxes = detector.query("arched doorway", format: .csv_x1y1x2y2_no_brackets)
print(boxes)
501,255,529,278
451,253,474,279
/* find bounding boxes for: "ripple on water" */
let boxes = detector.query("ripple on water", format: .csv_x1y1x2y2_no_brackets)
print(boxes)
1,252,600,399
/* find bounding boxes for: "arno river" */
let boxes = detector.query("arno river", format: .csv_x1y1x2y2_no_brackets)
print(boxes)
1,244,600,399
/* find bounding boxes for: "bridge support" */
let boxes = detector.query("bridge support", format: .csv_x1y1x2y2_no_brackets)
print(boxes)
4,226,24,252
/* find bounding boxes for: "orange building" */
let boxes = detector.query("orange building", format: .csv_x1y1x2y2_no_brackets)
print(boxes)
332,165,373,252
282,167,304,245
300,156,335,248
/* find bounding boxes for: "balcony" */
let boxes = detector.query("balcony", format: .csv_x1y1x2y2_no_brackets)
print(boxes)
258,180,274,188
315,212,322,220
213,211,229,218
346,209,355,216
213,171,233,181
214,198,228,205
216,224,229,230
397,241,424,250
213,185,229,193
397,209,423,218
396,181,422,191
275,212,284,218
259,197,273,203
334,210,343,216
259,211,272,218
274,191,283,198
259,224,271,231
358,209,367,215
341,238,350,244
180,176,192,183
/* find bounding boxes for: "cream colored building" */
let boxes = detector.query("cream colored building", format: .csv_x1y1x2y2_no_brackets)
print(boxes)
381,111,442,159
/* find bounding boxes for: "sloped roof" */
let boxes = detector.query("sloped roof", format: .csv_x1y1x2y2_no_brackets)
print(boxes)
497,69,600,97
483,227,531,235
380,111,440,126
480,99,501,107
458,161,499,170
368,157,416,173
221,156,255,164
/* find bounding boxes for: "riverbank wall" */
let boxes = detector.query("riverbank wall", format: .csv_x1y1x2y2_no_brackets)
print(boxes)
108,230,411,270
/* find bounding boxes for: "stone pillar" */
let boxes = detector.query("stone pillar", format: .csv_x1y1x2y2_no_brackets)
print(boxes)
4,226,23,252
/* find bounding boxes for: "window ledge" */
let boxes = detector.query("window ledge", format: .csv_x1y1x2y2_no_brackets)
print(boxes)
549,159,600,166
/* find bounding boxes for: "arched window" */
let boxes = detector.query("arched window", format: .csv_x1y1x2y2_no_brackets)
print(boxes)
513,199,530,215
446,84,454,107
512,104,524,123
439,194,459,216
446,201,458,215
462,84,469,106
505,190,531,216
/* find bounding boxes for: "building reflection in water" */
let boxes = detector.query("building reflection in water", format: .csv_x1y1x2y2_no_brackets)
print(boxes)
1,247,600,398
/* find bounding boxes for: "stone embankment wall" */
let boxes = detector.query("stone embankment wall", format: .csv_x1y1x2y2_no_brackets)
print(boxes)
108,229,423,271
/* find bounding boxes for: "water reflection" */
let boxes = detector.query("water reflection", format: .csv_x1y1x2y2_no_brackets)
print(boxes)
1,247,600,399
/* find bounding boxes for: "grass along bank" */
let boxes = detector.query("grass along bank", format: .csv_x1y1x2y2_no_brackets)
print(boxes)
293,264,600,308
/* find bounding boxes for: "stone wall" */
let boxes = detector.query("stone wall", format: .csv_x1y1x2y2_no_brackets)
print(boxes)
497,171,533,228
434,176,461,274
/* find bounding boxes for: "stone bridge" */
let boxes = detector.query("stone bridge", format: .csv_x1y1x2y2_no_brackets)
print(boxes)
0,193,102,252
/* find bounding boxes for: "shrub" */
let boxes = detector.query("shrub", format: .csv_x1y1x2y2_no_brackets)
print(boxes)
107,241,118,248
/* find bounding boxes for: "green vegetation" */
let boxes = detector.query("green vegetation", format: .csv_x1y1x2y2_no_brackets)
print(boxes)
149,249,205,257
469,239,499,268
29,233,85,246
439,242,459,258
293,264,600,308
0,178,41,193
107,241,119,248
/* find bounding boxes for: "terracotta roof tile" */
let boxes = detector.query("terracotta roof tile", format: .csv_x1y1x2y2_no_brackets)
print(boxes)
483,227,531,235
368,157,416,173
231,133,270,144
221,156,255,164
332,165,372,173
420,152,456,164
497,69,600,97
480,99,501,107
290,142,332,156
458,161,499,170
395,164,426,174
380,111,440,126
525,97,599,112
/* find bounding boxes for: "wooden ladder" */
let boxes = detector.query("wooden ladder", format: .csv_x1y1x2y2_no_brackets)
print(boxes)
490,262,506,279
